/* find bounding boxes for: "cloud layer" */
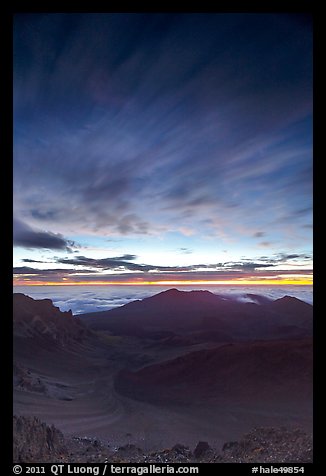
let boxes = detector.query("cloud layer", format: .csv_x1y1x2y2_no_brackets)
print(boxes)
14,14,312,240
13,284,313,315
13,252,312,285
13,14,313,285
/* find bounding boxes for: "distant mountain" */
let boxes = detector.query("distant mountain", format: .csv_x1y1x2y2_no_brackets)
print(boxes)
115,337,312,405
13,293,91,349
12,291,313,455
80,288,313,341
271,295,312,315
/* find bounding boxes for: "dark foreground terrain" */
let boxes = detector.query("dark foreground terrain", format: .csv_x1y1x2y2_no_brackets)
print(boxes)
13,416,313,463
13,290,313,462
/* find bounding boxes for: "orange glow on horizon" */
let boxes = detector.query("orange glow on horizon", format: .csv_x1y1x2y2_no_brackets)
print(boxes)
13,278,313,286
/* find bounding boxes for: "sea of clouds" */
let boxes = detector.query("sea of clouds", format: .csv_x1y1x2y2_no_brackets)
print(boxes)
13,284,313,315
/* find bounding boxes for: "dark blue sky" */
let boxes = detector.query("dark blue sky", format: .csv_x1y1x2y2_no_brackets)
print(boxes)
13,13,313,285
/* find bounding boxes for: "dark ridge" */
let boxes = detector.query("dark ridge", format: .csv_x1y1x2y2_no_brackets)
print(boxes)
79,289,312,341
114,338,313,405
13,293,92,349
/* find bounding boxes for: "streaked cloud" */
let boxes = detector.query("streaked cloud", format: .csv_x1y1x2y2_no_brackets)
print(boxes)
13,250,313,285
13,14,312,285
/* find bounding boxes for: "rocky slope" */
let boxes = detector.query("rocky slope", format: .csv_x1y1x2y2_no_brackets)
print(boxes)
13,292,313,462
13,416,67,463
13,416,312,463
13,293,99,399
13,293,91,348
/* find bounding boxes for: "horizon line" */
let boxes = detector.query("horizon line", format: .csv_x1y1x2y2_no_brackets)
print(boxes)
13,279,313,287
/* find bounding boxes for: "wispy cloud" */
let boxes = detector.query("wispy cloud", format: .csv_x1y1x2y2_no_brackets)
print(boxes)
14,14,312,242
13,250,313,284
13,266,97,275
13,14,312,282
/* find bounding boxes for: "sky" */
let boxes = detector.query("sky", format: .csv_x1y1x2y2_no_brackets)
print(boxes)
13,13,313,287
